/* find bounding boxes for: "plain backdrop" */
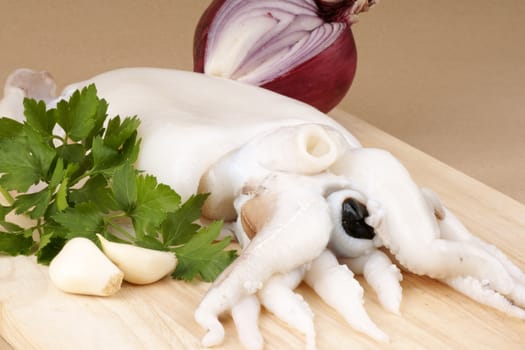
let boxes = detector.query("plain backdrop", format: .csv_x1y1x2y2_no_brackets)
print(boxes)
1,0,524,203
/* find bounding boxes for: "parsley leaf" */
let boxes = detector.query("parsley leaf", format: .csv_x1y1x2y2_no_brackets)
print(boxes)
0,136,43,192
104,116,141,149
54,85,99,141
0,204,34,256
69,174,117,212
52,202,105,241
161,193,208,246
23,99,55,136
0,205,22,233
13,188,52,219
172,221,237,282
131,174,181,239
0,231,34,256
56,144,85,164
36,229,67,265
0,117,24,138
111,162,138,212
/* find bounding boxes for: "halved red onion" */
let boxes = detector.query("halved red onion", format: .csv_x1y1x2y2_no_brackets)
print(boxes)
193,0,375,112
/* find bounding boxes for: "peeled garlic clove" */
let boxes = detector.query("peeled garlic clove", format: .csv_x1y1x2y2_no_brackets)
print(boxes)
97,234,177,285
49,237,124,296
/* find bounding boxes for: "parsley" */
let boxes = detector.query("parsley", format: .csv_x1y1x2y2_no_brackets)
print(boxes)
0,85,237,281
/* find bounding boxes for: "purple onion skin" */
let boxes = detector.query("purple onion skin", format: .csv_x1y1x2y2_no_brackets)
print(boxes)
193,0,226,74
261,30,356,113
193,0,361,113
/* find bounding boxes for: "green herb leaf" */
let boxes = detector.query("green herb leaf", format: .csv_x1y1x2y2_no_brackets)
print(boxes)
54,85,99,141
0,117,24,138
84,98,108,148
91,136,120,171
23,126,57,180
69,175,117,212
23,98,55,136
161,193,208,246
104,115,140,149
0,204,10,220
120,132,141,165
36,229,67,265
111,163,137,212
0,138,42,192
0,231,34,256
52,202,104,240
13,188,52,219
0,221,25,234
131,174,181,238
135,236,168,251
56,144,85,164
172,221,237,282
56,177,69,212
49,158,65,189
0,205,25,233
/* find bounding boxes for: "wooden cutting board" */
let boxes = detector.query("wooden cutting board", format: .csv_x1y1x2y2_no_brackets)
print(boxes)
1,112,524,349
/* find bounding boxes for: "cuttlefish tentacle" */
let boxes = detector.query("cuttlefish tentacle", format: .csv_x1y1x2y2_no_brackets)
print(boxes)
330,148,514,298
258,266,316,350
304,249,389,342
231,295,264,350
234,197,316,348
195,181,333,347
446,277,525,319
433,206,525,317
438,207,525,287
421,188,525,312
343,250,403,315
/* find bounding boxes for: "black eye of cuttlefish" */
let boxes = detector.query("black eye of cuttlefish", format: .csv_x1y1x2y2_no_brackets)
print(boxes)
341,198,375,240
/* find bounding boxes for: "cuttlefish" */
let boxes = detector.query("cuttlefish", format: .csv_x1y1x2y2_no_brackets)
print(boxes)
1,67,524,350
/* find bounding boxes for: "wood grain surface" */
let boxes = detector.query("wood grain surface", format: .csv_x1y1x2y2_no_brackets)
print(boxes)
1,111,524,349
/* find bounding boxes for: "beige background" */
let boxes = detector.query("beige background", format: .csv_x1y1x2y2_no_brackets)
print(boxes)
1,2,525,349
1,0,524,205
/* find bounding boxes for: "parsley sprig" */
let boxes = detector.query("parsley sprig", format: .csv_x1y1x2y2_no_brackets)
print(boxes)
0,85,237,281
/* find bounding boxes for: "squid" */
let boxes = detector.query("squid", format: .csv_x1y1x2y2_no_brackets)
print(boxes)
1,68,524,349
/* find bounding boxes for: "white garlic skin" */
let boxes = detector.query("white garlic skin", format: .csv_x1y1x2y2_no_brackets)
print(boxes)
97,234,177,285
49,237,124,296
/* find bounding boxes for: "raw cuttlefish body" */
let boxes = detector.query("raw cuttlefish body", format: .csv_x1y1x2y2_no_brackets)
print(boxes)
1,68,524,350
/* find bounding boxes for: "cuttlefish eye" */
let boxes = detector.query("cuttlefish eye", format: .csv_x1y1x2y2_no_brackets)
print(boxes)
341,198,375,240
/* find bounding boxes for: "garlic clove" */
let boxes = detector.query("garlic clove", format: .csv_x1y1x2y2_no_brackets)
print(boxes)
49,237,124,296
97,234,177,285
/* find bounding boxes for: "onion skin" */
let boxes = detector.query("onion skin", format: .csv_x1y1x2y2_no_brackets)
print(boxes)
261,29,356,113
193,0,226,74
315,0,374,23
193,0,373,113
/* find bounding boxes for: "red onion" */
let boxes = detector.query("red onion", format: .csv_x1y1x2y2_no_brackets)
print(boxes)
193,0,375,112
